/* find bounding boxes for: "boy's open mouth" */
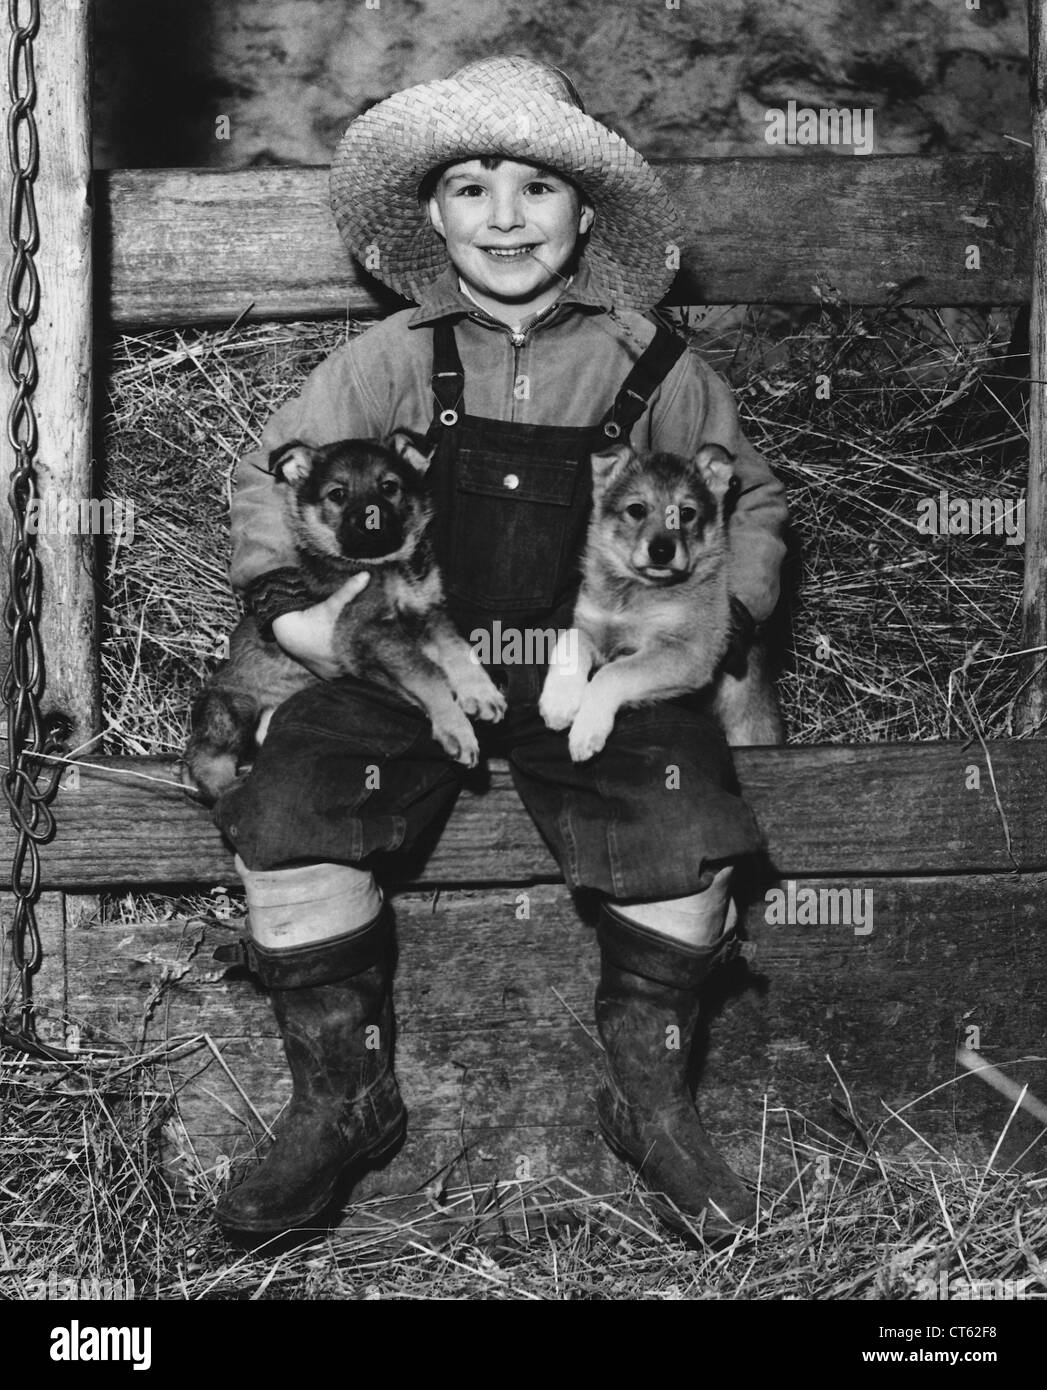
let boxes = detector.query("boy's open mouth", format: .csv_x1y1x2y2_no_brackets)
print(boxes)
481,244,538,259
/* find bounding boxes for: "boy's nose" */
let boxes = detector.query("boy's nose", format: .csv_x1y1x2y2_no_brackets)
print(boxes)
487,195,525,231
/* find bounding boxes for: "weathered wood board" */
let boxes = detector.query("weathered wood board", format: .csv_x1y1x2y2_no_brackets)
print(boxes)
34,876,1047,1199
0,0,100,1039
0,0,100,743
99,153,1031,327
15,742,1047,891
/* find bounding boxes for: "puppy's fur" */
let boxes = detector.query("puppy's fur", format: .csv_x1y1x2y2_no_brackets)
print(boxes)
183,436,506,801
540,442,783,761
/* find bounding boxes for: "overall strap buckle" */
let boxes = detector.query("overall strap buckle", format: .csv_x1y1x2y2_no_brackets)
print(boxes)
599,324,688,443
427,321,465,438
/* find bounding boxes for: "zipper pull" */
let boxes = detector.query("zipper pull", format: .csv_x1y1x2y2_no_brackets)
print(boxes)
509,330,526,348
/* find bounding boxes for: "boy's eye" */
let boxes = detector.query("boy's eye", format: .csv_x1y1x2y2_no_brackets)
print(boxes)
625,503,647,521
325,486,347,505
454,184,486,197
380,477,401,496
524,181,555,195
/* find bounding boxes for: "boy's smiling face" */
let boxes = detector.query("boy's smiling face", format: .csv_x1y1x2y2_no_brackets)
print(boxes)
426,159,595,325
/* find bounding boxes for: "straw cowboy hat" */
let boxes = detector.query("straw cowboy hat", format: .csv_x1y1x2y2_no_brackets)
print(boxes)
329,55,682,311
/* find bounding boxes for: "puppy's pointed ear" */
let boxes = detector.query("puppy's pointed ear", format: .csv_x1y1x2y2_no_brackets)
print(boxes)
589,442,635,490
269,440,315,485
695,443,737,503
388,429,436,476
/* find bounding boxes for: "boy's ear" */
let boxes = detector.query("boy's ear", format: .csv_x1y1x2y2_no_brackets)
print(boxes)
269,440,315,485
694,443,737,504
388,428,436,476
427,192,446,240
589,442,635,490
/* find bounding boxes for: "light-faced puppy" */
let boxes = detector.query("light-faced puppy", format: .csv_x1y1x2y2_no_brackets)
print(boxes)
540,442,783,761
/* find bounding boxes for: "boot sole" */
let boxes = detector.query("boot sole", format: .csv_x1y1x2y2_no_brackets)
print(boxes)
216,1109,407,1237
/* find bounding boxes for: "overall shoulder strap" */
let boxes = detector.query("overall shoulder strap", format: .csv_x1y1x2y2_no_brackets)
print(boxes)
597,324,688,443
426,320,466,443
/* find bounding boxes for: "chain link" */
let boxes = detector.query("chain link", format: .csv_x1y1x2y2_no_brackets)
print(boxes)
2,0,64,1039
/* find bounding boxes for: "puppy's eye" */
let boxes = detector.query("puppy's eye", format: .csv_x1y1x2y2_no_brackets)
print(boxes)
325,486,347,505
625,503,647,521
679,506,698,524
380,477,401,497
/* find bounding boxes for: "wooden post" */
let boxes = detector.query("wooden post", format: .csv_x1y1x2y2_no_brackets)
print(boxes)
0,0,97,1040
1022,0,1047,730
0,0,97,740
33,0,98,743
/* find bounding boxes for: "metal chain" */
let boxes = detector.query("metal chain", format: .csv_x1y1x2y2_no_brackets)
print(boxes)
2,0,63,1040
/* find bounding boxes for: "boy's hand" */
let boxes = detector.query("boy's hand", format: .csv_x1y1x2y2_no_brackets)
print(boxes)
270,573,371,680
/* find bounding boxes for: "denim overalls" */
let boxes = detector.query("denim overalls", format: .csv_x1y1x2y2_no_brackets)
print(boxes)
215,321,763,900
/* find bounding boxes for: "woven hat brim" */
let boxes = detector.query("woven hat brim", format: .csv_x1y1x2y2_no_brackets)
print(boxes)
329,80,682,311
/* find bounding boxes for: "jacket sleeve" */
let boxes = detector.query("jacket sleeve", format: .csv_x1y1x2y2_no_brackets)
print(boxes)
230,344,387,629
647,348,788,625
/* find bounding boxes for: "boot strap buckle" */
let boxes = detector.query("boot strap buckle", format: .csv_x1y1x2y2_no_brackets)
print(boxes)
212,936,266,979
213,937,252,968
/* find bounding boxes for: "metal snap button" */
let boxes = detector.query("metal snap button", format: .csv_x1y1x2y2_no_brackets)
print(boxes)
503,473,520,490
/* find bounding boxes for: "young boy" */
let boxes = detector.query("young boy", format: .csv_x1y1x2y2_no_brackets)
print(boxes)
212,55,788,1238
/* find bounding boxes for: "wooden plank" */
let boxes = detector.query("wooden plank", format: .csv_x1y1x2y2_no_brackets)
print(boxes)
20,741,1047,890
0,2,99,1039
1023,0,1047,729
35,2,101,1039
0,3,97,724
657,153,1031,310
21,0,98,742
98,154,1032,328
60,878,1047,1195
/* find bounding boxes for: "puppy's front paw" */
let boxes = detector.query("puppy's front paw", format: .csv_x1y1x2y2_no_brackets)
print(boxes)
567,701,615,762
539,668,587,731
431,712,480,768
179,753,239,804
454,669,507,723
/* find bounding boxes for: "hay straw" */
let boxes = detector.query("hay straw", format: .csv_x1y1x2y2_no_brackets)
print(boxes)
957,1047,1047,1126
98,299,1028,756
2,1036,1045,1301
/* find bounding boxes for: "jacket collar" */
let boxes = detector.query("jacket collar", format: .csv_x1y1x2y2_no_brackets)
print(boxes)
407,257,612,329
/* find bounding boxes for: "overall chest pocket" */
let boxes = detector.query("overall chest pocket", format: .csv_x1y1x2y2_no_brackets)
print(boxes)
447,447,582,610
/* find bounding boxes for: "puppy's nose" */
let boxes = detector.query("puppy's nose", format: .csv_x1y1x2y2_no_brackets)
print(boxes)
348,503,394,536
343,503,404,554
647,535,676,566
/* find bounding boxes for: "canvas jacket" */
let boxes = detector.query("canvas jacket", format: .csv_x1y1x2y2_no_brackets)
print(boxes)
230,260,788,628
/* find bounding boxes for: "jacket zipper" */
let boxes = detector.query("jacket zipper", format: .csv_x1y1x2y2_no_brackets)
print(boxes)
468,303,561,420
509,333,524,420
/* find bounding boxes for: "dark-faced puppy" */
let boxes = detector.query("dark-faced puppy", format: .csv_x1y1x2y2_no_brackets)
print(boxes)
540,442,782,761
183,436,505,801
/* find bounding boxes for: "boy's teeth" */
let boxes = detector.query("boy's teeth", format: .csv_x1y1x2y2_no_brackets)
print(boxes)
486,246,533,258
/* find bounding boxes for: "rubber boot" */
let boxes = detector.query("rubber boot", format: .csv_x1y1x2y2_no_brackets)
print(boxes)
215,907,406,1235
595,904,757,1238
